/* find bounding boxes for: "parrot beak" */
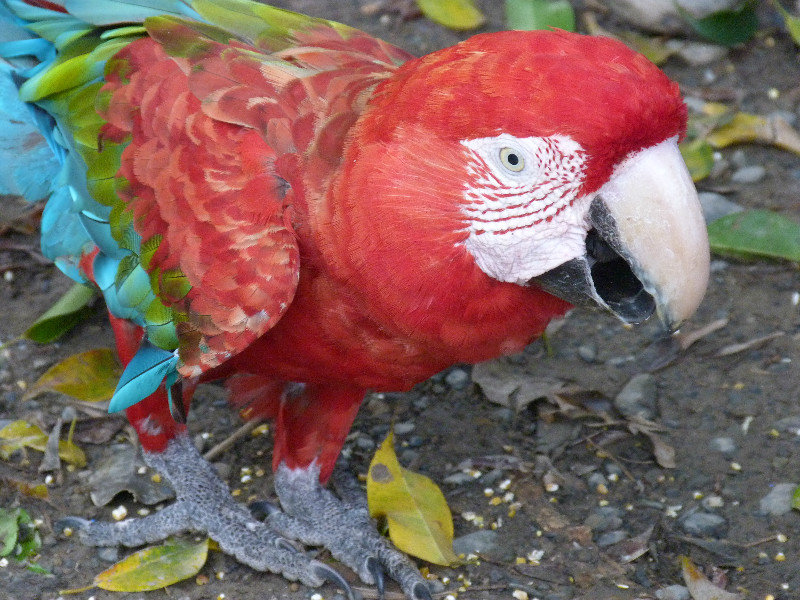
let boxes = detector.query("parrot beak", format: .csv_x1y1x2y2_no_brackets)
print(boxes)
533,137,709,332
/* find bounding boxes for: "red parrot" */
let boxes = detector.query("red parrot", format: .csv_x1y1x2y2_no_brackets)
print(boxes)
0,1,709,598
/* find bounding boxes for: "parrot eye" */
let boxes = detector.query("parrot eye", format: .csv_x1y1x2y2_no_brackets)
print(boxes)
499,147,525,172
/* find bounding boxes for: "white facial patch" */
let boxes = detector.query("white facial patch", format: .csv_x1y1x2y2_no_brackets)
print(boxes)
459,133,591,285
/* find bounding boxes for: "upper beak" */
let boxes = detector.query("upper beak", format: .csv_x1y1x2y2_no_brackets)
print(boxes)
533,137,709,332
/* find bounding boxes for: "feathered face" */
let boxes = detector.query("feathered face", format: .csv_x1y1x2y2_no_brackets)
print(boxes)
345,29,708,332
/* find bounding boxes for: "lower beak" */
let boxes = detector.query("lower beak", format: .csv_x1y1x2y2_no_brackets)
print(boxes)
533,137,709,332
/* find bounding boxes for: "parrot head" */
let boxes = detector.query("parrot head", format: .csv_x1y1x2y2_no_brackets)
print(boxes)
340,29,708,334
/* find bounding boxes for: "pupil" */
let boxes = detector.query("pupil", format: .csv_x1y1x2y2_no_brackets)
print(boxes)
507,153,519,165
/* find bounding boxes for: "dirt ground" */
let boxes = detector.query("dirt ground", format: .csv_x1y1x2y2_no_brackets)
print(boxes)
2,1,800,599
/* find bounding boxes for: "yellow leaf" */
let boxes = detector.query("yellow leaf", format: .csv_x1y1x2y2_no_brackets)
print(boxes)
367,431,458,565
416,0,485,31
707,111,800,155
680,555,744,600
0,420,86,467
28,349,121,403
94,539,210,591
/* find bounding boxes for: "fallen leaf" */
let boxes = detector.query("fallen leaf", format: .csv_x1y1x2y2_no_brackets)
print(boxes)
27,349,121,403
0,420,86,467
0,508,41,561
678,0,758,47
607,525,654,563
87,444,174,507
681,556,744,600
708,210,800,263
415,0,484,30
680,138,715,182
5,479,49,500
24,282,97,344
472,357,565,412
367,431,457,565
707,112,800,155
506,0,575,31
772,0,800,47
94,539,209,591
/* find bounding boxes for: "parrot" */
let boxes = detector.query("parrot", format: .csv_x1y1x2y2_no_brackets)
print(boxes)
0,1,710,598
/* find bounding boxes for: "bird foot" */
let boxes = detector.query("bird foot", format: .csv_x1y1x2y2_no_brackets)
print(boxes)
57,433,352,596
266,461,433,600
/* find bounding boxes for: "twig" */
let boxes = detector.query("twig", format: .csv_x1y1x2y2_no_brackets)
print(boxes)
203,418,265,461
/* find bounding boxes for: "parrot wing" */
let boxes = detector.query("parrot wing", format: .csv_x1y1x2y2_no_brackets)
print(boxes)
0,0,412,394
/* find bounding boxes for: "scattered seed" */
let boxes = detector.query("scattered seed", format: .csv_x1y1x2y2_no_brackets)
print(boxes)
241,475,252,483
255,468,265,477
498,479,512,490
503,492,514,502
442,576,450,584
775,552,786,561
490,497,502,506
111,506,128,521
544,482,560,492
151,474,162,483
310,594,323,600
731,462,742,471
527,549,544,563
62,527,73,537
512,590,529,600
216,571,225,580
137,508,150,516
241,467,252,475
768,88,780,99
0,558,8,567
231,489,242,497
777,533,788,543
483,488,494,497
693,491,704,499
598,499,609,507
4,271,13,282
515,556,526,564
252,424,269,436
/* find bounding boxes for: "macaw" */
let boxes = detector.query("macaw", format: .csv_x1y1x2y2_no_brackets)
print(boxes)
0,1,709,598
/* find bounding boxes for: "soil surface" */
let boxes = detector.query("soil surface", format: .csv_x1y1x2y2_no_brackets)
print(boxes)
2,2,800,600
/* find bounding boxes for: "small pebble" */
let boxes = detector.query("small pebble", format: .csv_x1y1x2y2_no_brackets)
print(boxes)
709,436,736,455
445,368,471,390
596,530,628,547
577,343,597,363
731,165,766,184
452,530,500,556
614,373,657,420
393,421,415,435
679,511,727,537
97,547,120,563
698,192,743,224
655,585,691,600
759,483,798,516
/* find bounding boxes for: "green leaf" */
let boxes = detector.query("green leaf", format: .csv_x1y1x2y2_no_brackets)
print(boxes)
367,432,458,566
0,509,19,557
94,539,210,591
679,1,758,47
505,0,575,31
416,0,486,31
772,0,800,46
707,210,800,262
0,420,87,467
679,138,715,182
0,508,41,561
28,349,121,403
792,485,800,510
24,283,97,344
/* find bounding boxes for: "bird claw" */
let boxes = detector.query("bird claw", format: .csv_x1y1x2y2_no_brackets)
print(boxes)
412,581,433,600
55,516,91,535
367,555,385,599
312,560,355,600
249,499,282,521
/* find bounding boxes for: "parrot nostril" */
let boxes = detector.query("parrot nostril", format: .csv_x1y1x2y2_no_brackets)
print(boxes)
586,228,655,324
